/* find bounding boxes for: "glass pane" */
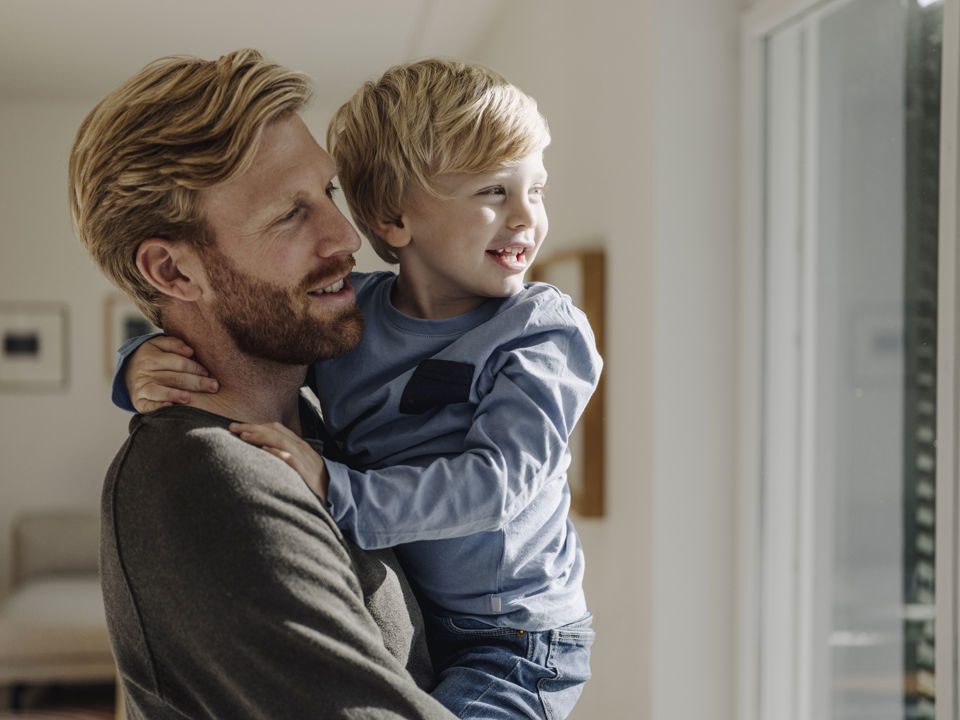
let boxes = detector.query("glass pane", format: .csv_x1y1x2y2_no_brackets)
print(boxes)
763,1,942,718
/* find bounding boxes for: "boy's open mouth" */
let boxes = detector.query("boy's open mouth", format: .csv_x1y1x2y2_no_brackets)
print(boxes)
487,246,527,262
486,245,532,272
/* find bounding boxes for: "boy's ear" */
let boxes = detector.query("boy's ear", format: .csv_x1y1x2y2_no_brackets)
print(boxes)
372,217,412,249
136,239,203,302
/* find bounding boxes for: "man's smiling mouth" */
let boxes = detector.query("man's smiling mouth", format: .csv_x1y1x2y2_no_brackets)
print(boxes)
303,256,355,297
308,278,345,295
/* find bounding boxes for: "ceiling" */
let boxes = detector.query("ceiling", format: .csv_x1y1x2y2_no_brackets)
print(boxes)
0,0,510,105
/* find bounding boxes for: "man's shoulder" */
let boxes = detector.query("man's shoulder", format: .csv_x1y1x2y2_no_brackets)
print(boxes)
118,407,271,489
108,406,341,546
103,407,356,628
125,405,230,443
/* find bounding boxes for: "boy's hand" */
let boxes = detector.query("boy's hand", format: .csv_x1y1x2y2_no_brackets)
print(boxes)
127,336,219,413
230,422,330,502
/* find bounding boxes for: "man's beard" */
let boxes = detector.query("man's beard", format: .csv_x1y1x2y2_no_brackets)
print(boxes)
201,248,364,365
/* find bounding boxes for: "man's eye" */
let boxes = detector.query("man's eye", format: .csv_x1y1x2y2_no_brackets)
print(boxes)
326,184,340,199
281,207,302,222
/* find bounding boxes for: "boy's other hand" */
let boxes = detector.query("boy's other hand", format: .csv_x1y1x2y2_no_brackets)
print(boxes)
229,422,330,502
127,335,218,413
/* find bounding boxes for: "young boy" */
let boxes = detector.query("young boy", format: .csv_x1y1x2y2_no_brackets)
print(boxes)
115,59,601,720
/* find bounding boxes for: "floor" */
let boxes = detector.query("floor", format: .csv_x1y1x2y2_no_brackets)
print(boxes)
0,683,115,719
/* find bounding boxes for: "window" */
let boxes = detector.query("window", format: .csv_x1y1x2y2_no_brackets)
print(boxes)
741,1,954,718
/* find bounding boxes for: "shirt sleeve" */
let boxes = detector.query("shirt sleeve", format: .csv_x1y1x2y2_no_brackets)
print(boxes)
110,332,163,412
109,422,454,719
325,304,602,549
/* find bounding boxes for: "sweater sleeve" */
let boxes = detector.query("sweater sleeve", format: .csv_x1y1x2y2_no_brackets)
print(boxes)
106,417,454,719
110,332,163,412
324,303,602,548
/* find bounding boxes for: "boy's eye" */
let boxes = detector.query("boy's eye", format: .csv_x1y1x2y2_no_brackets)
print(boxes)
326,183,340,199
531,185,547,197
479,186,506,196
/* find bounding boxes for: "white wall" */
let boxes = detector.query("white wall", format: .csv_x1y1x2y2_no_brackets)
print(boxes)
473,1,740,718
0,98,128,599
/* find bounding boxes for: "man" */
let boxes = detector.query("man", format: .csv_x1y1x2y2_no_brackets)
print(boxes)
69,49,455,719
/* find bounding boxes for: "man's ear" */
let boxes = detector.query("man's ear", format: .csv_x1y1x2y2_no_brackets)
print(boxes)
372,217,412,249
136,239,203,302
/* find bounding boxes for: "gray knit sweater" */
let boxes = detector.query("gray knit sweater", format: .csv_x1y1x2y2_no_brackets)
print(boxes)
101,405,455,719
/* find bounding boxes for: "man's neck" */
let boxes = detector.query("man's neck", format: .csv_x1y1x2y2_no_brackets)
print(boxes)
172,325,307,435
193,360,306,435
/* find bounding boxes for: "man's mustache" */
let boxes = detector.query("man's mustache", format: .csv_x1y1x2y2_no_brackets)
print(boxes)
300,255,356,292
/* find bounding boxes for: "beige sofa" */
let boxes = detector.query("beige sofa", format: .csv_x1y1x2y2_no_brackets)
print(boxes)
0,508,116,708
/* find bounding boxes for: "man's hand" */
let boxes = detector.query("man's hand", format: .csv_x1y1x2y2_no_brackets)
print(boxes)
230,422,330,502
126,336,219,413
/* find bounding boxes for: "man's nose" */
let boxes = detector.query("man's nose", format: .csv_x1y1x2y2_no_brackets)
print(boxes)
313,204,362,257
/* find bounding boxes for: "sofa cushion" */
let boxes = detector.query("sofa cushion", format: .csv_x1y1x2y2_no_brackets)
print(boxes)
0,576,114,682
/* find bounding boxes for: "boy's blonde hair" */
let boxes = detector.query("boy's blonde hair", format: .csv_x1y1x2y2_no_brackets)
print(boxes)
327,58,550,264
69,49,312,326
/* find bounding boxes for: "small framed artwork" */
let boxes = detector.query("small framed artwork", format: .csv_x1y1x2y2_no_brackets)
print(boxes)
0,302,69,392
104,294,158,378
530,249,606,517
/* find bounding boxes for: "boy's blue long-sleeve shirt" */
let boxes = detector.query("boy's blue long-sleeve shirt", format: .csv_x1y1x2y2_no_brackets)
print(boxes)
113,271,602,629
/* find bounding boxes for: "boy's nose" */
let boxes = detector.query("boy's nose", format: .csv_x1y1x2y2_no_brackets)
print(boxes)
507,197,537,229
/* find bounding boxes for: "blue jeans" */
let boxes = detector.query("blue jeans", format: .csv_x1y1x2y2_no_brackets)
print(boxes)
424,612,594,720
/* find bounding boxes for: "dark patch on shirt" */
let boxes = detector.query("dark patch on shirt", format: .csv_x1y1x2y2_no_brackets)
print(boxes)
399,360,475,414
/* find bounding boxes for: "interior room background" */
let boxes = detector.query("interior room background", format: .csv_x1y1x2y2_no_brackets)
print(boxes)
0,0,746,717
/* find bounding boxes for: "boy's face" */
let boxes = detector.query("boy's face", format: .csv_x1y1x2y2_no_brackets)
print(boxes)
391,151,548,319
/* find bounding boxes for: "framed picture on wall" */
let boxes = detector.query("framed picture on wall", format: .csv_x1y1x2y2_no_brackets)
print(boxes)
530,249,606,517
0,302,69,392
104,294,158,379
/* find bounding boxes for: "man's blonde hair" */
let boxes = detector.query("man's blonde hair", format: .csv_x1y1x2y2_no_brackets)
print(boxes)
69,49,312,326
327,58,550,264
